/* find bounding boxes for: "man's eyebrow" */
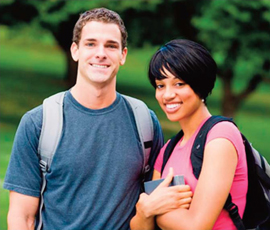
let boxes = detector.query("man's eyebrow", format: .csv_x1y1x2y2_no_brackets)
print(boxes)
106,40,120,45
83,39,120,45
84,38,96,42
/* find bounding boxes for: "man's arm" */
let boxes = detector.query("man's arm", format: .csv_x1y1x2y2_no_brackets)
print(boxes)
8,191,39,230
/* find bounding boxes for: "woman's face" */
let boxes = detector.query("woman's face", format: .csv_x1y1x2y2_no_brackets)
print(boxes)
155,69,202,122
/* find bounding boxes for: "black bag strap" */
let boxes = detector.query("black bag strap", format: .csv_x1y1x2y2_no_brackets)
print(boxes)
190,115,234,178
162,115,245,230
161,116,234,175
161,130,184,175
224,194,245,230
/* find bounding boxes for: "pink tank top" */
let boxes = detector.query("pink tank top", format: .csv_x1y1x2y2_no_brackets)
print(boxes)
154,119,248,229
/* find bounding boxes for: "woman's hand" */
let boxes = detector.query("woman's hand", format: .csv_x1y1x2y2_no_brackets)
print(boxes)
137,168,192,218
130,168,192,230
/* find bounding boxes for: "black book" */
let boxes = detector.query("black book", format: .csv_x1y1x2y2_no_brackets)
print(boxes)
144,175,185,195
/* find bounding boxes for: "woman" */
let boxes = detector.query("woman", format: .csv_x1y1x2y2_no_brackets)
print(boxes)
130,39,248,229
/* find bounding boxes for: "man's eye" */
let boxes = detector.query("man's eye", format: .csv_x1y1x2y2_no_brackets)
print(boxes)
107,45,117,49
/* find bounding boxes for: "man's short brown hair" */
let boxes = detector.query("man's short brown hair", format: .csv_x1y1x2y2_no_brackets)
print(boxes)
72,7,128,50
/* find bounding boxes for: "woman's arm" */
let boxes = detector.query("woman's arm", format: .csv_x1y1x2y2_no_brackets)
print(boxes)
157,138,238,230
130,168,192,230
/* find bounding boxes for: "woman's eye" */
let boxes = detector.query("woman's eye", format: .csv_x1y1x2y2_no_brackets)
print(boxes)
87,43,94,47
176,82,185,87
156,84,164,89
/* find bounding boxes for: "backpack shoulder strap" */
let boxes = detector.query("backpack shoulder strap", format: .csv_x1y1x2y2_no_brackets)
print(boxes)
191,115,233,178
191,115,246,230
122,95,154,173
161,115,233,176
37,91,65,230
161,130,184,175
38,91,65,172
162,115,269,230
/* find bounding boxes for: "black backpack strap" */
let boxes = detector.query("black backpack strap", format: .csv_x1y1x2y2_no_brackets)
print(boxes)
190,115,234,178
191,115,246,230
162,116,233,176
224,194,245,230
161,130,184,175
162,115,246,230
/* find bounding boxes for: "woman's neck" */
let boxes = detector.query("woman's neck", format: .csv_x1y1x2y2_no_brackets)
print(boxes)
178,106,211,146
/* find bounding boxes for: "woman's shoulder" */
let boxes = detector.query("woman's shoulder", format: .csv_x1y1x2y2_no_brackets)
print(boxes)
206,121,245,159
207,121,242,141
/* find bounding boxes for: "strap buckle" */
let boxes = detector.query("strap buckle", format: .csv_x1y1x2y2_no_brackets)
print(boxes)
227,203,240,219
144,164,150,173
39,160,48,173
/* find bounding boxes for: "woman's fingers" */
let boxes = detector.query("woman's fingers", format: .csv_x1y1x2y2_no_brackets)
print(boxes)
177,190,193,199
179,203,190,209
157,167,174,188
178,196,192,206
140,170,193,215
175,185,191,192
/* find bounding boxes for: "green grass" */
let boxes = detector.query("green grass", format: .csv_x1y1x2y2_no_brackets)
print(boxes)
1,37,270,229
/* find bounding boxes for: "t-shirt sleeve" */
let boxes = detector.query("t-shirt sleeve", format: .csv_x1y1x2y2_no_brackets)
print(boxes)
206,121,244,160
3,109,43,197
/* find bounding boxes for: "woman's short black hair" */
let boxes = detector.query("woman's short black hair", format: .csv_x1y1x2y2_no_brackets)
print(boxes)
148,39,217,102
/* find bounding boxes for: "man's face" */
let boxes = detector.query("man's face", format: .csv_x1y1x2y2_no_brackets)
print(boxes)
71,21,127,87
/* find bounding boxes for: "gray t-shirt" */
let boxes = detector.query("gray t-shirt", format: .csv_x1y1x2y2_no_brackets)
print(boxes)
4,91,163,230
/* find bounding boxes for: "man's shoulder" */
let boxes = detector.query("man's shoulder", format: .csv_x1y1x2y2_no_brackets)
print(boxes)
23,104,43,122
16,104,43,136
23,91,65,124
120,94,160,125
120,94,152,111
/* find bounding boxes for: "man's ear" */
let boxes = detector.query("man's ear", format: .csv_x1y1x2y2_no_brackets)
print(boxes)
70,42,79,62
120,47,128,66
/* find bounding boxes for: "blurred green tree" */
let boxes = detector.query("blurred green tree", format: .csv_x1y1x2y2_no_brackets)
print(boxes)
193,0,270,116
0,0,205,86
0,0,269,116
0,0,164,85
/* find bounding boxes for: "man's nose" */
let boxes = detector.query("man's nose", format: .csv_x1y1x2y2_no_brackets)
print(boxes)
95,45,107,59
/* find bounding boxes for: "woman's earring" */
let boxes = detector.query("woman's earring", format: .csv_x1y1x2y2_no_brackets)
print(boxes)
202,99,205,103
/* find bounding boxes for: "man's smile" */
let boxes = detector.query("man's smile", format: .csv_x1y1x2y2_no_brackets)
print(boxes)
90,63,110,69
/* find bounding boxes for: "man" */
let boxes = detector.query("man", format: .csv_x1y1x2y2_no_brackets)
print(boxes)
3,8,164,230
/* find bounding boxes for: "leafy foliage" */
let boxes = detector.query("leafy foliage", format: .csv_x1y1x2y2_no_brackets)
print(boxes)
192,0,270,116
193,0,270,73
0,0,269,116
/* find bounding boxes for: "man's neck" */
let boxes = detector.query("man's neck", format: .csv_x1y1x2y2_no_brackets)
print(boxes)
71,82,117,110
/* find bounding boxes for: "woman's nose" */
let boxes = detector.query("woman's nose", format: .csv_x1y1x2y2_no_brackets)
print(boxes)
163,87,176,100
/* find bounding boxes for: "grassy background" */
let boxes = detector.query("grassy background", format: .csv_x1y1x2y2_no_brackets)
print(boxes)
0,28,269,229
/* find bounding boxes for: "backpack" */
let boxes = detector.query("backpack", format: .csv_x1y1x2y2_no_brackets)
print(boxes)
37,91,155,230
161,115,270,230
